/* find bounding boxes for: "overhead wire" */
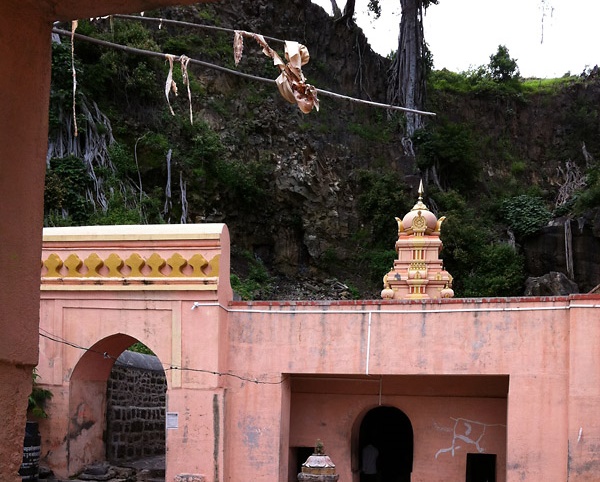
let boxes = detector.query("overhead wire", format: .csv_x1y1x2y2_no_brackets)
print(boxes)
50,25,436,117
44,16,435,386
113,13,286,46
39,329,287,385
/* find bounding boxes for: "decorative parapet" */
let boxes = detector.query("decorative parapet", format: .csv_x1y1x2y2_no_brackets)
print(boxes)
41,251,220,289
41,224,231,294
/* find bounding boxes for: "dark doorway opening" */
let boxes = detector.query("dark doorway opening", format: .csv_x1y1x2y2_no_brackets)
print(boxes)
359,406,413,482
466,453,496,482
292,446,315,478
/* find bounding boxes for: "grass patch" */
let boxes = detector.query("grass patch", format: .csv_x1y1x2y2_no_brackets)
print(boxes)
521,76,581,94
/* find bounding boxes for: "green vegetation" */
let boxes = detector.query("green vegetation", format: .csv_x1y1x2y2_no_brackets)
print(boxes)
414,122,480,192
501,195,552,239
352,170,413,286
458,243,526,298
230,251,274,300
128,342,155,355
429,46,521,97
521,75,580,94
45,156,94,225
431,67,581,97
28,369,53,419
347,112,396,143
362,248,398,285
355,170,411,248
488,45,520,83
575,165,600,212
433,190,526,297
43,13,600,300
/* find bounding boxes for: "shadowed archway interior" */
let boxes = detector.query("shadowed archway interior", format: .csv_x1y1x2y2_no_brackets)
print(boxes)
359,406,414,482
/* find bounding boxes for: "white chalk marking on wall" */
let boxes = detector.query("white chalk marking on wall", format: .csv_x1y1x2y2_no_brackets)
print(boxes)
434,417,506,459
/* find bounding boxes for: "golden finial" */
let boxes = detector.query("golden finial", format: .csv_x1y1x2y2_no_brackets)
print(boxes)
411,180,429,212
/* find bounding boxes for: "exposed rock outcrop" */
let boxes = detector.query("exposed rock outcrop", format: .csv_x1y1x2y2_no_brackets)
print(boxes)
524,271,579,296
523,211,600,293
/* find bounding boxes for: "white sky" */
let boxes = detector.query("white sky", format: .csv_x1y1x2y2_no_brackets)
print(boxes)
311,0,600,78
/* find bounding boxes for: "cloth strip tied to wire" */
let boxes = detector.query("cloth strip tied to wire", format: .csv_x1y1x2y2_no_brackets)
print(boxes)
234,31,319,114
52,26,436,118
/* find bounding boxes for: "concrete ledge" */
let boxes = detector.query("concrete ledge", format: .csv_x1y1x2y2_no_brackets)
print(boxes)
43,224,226,242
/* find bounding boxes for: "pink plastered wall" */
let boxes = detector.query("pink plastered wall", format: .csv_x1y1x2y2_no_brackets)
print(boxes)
37,225,231,480
35,223,600,482
223,296,598,482
290,392,507,482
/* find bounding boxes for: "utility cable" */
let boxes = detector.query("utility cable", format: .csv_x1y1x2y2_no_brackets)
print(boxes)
39,330,287,385
51,27,436,117
113,13,286,46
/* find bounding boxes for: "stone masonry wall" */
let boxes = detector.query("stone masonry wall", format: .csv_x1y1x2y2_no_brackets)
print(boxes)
105,353,167,462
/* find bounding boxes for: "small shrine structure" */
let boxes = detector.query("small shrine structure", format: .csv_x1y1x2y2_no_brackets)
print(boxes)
382,181,454,300
298,440,339,482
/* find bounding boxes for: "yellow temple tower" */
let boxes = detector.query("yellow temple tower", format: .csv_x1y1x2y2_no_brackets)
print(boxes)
381,181,454,300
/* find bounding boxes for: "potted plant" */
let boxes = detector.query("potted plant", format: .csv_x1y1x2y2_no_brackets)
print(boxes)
20,369,53,481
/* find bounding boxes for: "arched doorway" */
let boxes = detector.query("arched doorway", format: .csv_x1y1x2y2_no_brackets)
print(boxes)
67,334,167,476
105,347,167,463
359,406,413,482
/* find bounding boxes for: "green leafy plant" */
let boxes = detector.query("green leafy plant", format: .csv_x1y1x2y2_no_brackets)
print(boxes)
414,122,480,192
427,189,526,297
521,76,580,95
574,166,600,212
230,251,273,300
347,117,393,143
128,342,155,355
345,283,361,300
428,46,523,97
44,156,94,225
459,243,526,297
510,160,527,175
356,170,411,249
501,195,552,238
28,369,53,419
362,249,397,285
488,45,520,83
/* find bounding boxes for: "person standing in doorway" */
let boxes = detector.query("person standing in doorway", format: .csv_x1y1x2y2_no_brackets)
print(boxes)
361,442,379,482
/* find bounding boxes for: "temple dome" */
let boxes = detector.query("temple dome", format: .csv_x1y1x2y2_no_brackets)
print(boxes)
398,181,441,236
402,203,438,233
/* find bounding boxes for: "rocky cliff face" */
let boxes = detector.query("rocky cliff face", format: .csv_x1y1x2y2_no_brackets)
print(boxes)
428,79,600,294
48,0,600,297
199,2,600,295
159,0,407,282
523,211,600,293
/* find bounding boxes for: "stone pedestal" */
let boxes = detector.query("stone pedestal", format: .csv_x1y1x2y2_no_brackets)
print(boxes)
298,442,339,482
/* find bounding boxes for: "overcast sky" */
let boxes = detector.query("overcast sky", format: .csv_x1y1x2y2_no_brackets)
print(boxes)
311,0,600,78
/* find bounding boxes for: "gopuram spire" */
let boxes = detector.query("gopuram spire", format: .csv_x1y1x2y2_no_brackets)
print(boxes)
381,181,454,300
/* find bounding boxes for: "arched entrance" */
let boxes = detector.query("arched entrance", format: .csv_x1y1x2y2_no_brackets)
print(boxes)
359,406,413,482
105,347,167,463
67,334,167,476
